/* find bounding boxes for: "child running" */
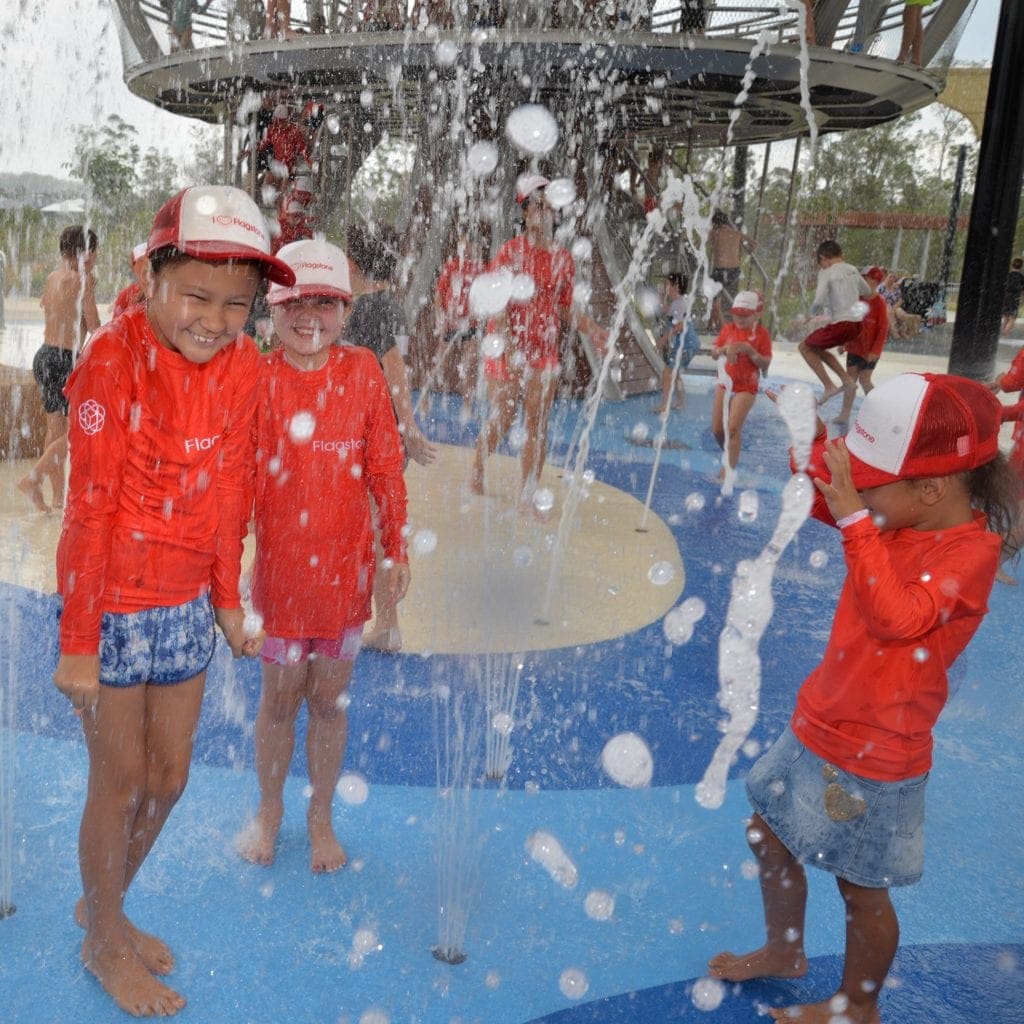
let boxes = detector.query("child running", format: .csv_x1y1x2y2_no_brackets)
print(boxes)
236,238,408,872
53,186,289,1017
708,373,1020,1023
833,265,889,426
710,290,771,489
654,271,699,415
797,239,872,407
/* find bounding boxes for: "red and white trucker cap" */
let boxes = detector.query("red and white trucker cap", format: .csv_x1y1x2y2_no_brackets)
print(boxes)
516,173,550,203
731,290,764,316
267,238,352,306
844,372,1002,491
148,186,295,286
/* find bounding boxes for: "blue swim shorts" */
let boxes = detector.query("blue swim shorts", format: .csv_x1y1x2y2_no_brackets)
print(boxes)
98,595,216,687
745,725,927,888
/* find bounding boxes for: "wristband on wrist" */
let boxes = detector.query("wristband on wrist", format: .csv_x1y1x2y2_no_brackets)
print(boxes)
836,508,871,530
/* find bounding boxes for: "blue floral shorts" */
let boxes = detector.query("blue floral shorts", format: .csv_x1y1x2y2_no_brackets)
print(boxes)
746,726,928,888
98,596,216,687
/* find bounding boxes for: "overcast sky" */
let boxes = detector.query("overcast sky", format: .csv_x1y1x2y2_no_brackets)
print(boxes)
0,0,1003,181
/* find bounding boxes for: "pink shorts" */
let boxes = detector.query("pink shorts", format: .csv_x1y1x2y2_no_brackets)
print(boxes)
803,320,862,350
261,626,363,666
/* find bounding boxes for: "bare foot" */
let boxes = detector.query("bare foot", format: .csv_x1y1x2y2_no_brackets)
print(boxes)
81,932,185,1016
17,475,50,514
235,803,283,866
767,996,880,1023
817,385,843,406
73,899,175,975
363,626,402,653
707,945,808,982
308,811,347,873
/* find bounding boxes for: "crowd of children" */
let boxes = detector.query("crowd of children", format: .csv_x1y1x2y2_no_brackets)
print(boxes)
22,172,1021,1021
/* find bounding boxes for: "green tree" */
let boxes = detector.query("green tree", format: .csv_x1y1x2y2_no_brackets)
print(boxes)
67,114,140,214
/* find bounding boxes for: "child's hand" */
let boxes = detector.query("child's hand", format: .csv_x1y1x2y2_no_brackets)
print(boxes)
813,438,865,521
404,429,437,467
215,606,265,658
380,563,411,609
54,653,101,714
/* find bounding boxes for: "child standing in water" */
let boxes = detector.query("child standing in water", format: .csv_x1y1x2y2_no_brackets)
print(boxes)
236,239,408,872
709,373,1020,1023
710,290,771,489
18,225,100,513
53,186,290,1017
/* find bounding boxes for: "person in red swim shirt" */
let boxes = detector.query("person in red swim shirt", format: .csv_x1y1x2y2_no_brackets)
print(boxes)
708,373,1021,1024
709,289,772,493
433,227,487,418
235,238,408,873
52,185,292,1018
471,173,608,510
834,265,889,426
259,104,310,190
110,242,150,320
989,346,1024,583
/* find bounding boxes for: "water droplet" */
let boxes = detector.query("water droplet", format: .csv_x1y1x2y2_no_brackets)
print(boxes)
668,917,685,934
505,104,559,154
508,424,528,450
558,967,589,1000
491,712,513,735
544,177,576,209
809,549,828,569
737,489,759,524
510,273,536,302
469,270,514,317
435,39,459,64
647,561,675,586
466,141,498,177
631,422,650,443
526,831,578,888
584,889,615,920
600,732,653,788
513,546,534,567
485,970,501,989
572,282,592,305
533,488,555,514
635,285,661,319
243,611,263,636
359,89,373,107
740,858,760,880
481,332,505,359
691,977,725,1011
336,773,369,805
411,529,437,556
288,410,316,443
912,646,929,663
685,492,706,513
570,237,593,261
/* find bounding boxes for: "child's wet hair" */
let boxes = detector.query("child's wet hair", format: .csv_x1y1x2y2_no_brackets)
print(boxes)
966,454,1024,563
148,245,266,290
59,226,98,259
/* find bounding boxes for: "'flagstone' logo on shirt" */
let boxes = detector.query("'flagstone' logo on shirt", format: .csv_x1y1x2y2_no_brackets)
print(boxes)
184,434,221,454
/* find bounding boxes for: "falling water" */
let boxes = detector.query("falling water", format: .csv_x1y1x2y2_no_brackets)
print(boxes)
696,382,817,809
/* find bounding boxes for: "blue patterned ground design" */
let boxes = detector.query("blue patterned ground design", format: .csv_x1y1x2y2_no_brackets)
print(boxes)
2,381,1022,1022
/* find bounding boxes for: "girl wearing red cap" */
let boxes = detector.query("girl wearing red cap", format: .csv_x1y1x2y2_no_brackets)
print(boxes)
52,186,290,1016
235,239,408,873
709,374,1020,1024
709,289,771,490
472,174,608,511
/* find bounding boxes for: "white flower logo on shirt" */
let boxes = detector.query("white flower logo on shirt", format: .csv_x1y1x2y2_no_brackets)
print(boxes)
78,399,106,435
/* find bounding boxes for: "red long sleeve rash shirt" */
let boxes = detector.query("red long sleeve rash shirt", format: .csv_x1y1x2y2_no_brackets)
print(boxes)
792,440,1001,781
56,306,260,655
251,345,408,637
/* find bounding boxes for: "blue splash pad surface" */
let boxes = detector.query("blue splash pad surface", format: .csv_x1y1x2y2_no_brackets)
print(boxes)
3,383,1023,1021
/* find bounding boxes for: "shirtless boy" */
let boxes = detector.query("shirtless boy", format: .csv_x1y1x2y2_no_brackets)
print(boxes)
18,225,100,512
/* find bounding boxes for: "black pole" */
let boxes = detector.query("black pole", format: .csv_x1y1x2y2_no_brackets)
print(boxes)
949,0,1024,380
732,145,748,226
937,145,967,321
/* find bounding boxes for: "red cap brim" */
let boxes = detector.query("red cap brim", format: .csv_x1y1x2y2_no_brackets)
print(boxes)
148,237,296,287
845,448,902,491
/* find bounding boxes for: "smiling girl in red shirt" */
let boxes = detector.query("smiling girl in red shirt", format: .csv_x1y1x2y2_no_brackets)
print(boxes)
235,238,408,874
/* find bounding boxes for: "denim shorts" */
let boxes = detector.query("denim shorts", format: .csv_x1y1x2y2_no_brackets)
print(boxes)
746,726,928,888
98,596,216,687
261,626,363,666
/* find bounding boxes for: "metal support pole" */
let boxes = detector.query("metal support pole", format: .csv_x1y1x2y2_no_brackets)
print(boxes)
751,142,771,247
936,145,966,321
891,225,903,271
950,0,1024,379
732,145,748,226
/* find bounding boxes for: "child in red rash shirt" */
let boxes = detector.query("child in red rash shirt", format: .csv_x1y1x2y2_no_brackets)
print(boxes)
235,238,408,873
709,289,772,492
708,373,1021,1024
53,186,293,1017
